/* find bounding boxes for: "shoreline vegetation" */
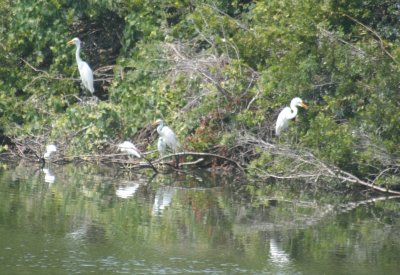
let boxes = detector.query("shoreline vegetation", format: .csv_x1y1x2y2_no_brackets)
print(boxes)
1,1,400,194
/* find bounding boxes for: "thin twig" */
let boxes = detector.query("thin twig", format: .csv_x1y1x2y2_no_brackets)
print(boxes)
342,13,398,64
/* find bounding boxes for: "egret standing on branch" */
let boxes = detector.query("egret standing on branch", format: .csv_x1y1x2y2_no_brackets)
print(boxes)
67,37,95,96
275,97,308,136
153,119,178,154
118,141,141,158
40,144,57,168
117,141,158,173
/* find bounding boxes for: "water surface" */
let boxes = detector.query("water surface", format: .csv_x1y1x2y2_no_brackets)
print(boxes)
0,162,400,274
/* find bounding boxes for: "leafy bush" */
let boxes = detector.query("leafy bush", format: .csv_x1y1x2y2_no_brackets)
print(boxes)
0,0,399,186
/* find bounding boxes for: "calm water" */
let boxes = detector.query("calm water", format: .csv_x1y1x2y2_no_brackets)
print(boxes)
0,162,400,274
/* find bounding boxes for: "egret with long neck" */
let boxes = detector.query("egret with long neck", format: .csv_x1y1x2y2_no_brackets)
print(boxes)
67,37,95,95
275,97,308,136
153,119,178,153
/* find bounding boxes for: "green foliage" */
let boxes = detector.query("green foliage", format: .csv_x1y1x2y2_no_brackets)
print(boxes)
54,101,123,154
302,113,355,169
1,0,400,184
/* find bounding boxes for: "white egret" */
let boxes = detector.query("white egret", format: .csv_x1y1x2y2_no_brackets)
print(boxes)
153,119,178,153
275,97,308,136
117,141,158,173
157,137,167,156
118,141,141,158
43,144,57,160
67,37,95,95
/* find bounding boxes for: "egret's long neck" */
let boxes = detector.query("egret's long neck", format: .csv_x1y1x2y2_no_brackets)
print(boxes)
75,43,82,63
288,104,298,120
157,123,164,134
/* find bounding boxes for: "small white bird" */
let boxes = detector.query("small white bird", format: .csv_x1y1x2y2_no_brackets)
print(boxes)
43,144,57,160
118,141,141,158
67,37,95,95
118,141,158,173
275,97,308,136
157,137,167,156
153,119,178,154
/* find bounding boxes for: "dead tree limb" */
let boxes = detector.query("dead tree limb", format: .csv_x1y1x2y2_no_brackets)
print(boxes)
342,13,397,64
240,134,400,195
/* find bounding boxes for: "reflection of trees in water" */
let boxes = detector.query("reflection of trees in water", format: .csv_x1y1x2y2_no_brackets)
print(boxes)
67,221,107,245
2,163,400,272
233,195,400,233
231,190,400,270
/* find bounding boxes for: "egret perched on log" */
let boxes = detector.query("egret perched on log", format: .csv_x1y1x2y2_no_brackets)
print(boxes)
40,144,57,168
117,141,158,173
118,141,141,158
153,119,178,154
67,37,95,95
275,97,308,136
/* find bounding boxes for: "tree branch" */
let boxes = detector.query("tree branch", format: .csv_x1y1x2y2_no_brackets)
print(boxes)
342,13,398,64
240,134,400,195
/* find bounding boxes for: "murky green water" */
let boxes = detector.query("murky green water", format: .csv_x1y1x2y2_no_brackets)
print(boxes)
1,162,400,274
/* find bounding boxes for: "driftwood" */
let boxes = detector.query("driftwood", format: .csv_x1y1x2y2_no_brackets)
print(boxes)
117,151,244,174
155,151,245,172
5,131,399,195
7,149,245,175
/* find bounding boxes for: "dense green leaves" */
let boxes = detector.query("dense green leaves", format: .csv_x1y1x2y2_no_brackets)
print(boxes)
1,0,400,186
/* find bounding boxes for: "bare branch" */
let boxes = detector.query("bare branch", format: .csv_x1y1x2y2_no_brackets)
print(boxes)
342,13,398,64
240,134,400,195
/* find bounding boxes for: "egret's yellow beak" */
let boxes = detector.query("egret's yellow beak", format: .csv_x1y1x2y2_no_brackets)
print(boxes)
67,39,74,45
301,102,308,109
152,119,161,126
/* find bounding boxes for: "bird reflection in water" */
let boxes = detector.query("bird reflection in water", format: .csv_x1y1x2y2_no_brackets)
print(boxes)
42,168,55,184
269,238,291,267
152,186,177,216
115,183,140,199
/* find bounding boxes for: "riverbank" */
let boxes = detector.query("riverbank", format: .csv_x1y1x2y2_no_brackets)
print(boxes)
1,1,399,194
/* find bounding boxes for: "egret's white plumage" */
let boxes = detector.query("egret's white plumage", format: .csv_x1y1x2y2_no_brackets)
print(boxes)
43,144,57,159
153,119,178,153
275,97,308,136
67,37,94,95
118,141,141,158
157,137,167,156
